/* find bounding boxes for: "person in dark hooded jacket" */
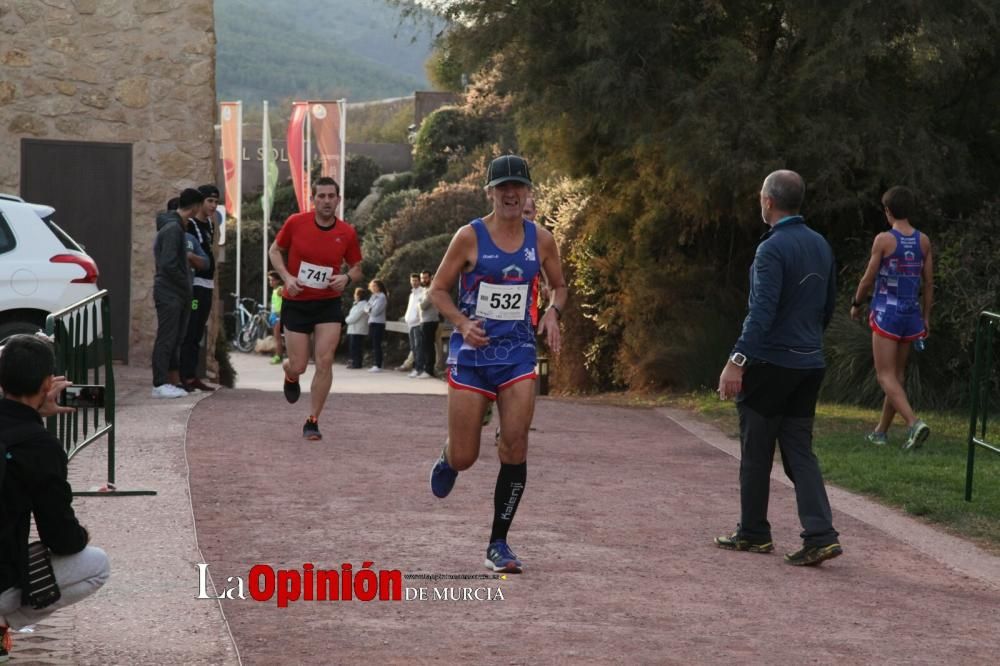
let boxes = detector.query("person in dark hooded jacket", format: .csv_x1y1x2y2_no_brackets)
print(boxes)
151,188,205,398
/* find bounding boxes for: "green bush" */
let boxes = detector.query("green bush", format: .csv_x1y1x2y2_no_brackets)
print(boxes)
377,233,454,318
374,172,415,197
412,106,487,188
380,182,484,259
344,153,383,214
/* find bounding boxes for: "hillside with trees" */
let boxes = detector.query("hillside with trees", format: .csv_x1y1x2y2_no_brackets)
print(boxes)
215,0,439,104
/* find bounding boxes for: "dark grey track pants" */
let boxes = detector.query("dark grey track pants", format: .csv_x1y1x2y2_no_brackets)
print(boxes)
735,363,839,547
152,291,190,387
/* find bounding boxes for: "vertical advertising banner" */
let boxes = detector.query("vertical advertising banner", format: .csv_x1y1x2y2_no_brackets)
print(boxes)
287,101,308,213
262,101,279,304
309,100,346,217
219,101,242,229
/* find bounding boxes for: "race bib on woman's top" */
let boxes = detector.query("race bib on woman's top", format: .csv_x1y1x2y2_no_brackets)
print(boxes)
475,282,529,321
297,261,334,289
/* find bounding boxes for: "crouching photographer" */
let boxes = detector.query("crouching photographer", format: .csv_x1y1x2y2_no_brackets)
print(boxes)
0,334,110,661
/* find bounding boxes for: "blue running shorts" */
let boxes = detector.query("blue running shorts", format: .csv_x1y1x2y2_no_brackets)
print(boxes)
870,310,925,342
447,362,537,401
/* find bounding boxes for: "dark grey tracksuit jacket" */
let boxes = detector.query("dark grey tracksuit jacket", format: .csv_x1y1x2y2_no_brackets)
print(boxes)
151,211,192,386
153,211,192,301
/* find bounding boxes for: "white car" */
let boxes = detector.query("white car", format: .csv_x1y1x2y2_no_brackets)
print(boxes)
0,193,100,341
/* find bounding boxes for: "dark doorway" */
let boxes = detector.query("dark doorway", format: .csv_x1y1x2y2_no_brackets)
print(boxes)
20,139,132,362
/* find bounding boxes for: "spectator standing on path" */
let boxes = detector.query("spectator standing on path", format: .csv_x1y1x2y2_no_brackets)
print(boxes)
404,274,425,378
365,280,387,372
179,184,221,393
849,186,933,450
269,177,363,441
0,335,110,661
715,169,842,567
344,287,369,369
418,270,439,378
152,189,205,399
268,270,284,365
428,154,568,574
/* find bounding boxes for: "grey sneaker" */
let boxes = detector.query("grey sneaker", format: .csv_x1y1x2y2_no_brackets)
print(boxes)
903,420,930,450
866,431,888,446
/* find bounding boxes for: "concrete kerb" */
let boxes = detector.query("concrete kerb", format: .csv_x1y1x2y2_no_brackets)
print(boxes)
657,406,1000,590
14,365,240,665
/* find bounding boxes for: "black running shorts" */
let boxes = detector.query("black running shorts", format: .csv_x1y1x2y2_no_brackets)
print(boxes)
280,298,344,334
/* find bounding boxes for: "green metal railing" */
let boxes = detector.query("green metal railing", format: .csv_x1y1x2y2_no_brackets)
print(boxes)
965,311,1000,501
44,290,153,496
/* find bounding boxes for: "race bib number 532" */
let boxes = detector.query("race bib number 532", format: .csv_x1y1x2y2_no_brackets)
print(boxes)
475,282,529,321
297,261,334,289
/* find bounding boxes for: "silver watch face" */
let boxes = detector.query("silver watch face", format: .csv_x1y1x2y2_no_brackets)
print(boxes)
730,352,747,367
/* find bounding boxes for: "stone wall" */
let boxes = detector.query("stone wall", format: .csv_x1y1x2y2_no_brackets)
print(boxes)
0,0,217,366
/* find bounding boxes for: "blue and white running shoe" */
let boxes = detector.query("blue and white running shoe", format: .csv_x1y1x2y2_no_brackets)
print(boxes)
430,450,458,498
485,540,523,574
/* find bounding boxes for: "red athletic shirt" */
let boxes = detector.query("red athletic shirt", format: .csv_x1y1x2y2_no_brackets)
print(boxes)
274,212,362,301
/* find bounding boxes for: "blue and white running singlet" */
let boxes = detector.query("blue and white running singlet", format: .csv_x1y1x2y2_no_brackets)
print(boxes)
448,218,541,367
871,228,925,341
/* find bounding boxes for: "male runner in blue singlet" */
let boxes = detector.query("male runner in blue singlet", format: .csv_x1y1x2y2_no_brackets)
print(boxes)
850,186,933,450
426,155,568,573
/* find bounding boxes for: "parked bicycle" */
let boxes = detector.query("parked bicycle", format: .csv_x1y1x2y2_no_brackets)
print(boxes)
229,294,270,352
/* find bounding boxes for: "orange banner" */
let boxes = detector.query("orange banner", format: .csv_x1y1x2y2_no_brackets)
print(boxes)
287,101,308,213
219,102,242,222
310,101,343,182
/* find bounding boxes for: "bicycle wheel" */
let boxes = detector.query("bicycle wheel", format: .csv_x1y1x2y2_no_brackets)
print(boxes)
236,323,256,352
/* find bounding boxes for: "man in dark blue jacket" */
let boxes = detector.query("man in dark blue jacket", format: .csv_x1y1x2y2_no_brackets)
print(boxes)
0,335,110,659
715,170,842,567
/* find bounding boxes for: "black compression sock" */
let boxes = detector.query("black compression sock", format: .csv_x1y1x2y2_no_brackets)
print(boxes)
490,462,527,543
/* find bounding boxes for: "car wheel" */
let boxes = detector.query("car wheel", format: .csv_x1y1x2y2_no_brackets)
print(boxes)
0,320,46,345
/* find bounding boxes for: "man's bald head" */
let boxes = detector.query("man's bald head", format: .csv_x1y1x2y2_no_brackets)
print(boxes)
761,170,805,214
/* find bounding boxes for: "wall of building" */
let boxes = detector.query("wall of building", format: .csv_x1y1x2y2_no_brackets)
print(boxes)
0,0,217,365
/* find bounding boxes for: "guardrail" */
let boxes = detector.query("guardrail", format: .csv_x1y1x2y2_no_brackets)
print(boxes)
965,311,1000,501
45,289,154,496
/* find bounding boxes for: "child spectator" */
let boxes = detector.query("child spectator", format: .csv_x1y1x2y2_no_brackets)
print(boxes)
267,270,284,364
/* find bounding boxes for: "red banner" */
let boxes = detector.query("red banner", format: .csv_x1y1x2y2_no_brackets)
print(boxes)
287,101,308,213
219,102,242,222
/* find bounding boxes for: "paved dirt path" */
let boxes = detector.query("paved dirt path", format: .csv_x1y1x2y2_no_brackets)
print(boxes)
187,389,1000,665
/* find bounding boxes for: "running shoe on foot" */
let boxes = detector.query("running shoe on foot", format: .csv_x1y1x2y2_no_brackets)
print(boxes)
270,354,282,365
485,540,523,574
283,375,301,404
417,372,433,379
903,419,930,450
866,431,888,446
784,542,843,566
429,450,458,498
151,383,187,399
714,532,774,553
0,623,11,663
303,417,321,441
408,369,419,378
368,366,383,373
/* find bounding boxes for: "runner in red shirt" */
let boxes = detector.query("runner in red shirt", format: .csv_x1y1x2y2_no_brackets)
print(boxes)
268,177,363,440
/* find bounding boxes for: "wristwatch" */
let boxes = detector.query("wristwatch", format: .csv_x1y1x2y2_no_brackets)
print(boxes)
729,352,748,367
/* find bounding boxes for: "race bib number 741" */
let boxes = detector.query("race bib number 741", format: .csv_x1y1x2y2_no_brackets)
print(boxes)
475,282,529,321
297,261,334,289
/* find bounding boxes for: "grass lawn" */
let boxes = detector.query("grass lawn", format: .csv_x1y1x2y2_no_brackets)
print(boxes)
575,391,1000,553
